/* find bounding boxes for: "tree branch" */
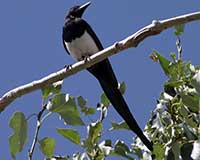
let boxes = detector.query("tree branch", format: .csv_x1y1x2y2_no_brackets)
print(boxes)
28,105,46,160
0,12,200,112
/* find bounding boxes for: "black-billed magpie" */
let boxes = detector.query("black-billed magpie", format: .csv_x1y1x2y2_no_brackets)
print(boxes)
62,1,153,151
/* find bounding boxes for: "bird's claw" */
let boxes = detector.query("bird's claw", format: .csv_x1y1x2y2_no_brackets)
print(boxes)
64,64,72,71
82,55,91,63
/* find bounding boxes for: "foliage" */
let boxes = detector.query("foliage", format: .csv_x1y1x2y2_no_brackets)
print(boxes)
146,50,200,160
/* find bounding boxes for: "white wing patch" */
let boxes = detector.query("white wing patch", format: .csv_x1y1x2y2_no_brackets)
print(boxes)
64,31,99,61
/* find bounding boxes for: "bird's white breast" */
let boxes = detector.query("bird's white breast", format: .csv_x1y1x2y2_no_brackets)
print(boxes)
64,31,99,61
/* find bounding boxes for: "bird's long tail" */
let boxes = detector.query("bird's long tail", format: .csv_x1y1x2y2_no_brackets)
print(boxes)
98,80,153,151
87,59,153,151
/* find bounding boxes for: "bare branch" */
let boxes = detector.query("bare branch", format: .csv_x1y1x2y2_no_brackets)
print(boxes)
0,12,200,112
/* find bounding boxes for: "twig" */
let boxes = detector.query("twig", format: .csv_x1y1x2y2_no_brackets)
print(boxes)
176,36,182,60
0,12,200,112
41,111,52,124
26,113,37,121
28,105,46,160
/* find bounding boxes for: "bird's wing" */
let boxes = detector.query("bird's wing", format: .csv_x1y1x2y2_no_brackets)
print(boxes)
62,38,70,55
82,20,119,88
83,20,104,51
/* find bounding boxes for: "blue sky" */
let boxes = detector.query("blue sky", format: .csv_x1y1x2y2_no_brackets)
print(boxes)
0,0,200,159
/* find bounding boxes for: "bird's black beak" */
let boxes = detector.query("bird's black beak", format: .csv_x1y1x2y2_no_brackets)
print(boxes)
77,1,91,17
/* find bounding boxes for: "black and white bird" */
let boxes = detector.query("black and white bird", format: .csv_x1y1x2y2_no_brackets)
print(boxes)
62,1,153,151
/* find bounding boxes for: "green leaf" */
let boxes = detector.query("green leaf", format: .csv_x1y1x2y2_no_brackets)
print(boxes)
77,96,86,107
42,85,52,99
83,121,102,151
180,93,199,113
84,108,95,115
182,123,197,140
88,122,102,143
185,115,198,128
174,24,185,36
195,66,200,70
153,50,170,75
101,93,110,107
179,105,188,118
170,52,176,60
119,82,126,95
171,142,181,160
153,143,165,160
9,112,28,159
111,121,130,131
94,154,104,160
42,80,63,99
112,140,134,160
47,93,84,126
180,142,193,160
77,96,95,115
57,128,81,145
166,60,190,81
39,137,55,157
114,140,130,155
83,138,95,153
165,80,185,88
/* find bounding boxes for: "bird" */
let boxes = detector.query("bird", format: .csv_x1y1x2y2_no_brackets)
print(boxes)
62,1,153,151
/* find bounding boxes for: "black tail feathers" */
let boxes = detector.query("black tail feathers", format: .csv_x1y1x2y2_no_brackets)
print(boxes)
99,80,153,151
87,59,153,151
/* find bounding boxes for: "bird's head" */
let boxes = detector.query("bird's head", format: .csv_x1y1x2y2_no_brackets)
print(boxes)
65,1,91,19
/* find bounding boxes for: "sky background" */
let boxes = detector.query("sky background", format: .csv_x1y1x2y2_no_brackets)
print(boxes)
0,0,200,159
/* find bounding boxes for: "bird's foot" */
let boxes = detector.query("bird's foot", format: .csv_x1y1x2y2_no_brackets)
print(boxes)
64,64,72,71
82,55,91,63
